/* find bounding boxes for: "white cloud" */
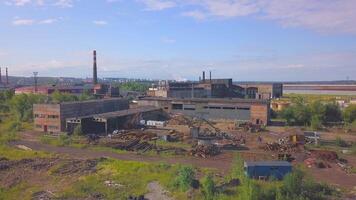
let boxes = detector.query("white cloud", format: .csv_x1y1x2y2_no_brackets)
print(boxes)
54,0,73,8
11,0,31,6
139,0,176,11
181,10,206,20
12,17,60,26
151,0,356,34
38,18,57,24
93,20,108,25
12,18,35,26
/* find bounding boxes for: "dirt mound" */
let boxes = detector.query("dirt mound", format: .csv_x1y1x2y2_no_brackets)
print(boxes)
310,150,338,161
51,158,102,176
0,157,57,172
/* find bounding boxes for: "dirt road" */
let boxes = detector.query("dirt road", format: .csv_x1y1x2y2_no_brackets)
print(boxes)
9,140,233,173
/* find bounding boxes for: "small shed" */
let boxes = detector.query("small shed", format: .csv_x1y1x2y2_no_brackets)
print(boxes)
244,161,292,180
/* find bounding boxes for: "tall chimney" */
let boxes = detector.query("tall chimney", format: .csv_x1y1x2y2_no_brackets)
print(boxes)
202,71,205,83
0,67,2,83
93,50,98,84
209,71,212,82
6,67,8,85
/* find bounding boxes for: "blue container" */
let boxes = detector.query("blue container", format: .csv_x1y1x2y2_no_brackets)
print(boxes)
244,161,292,180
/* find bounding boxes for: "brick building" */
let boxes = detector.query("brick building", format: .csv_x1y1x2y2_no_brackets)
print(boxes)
33,98,129,133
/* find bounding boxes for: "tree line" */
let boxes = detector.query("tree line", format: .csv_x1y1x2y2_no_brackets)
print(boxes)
276,96,356,130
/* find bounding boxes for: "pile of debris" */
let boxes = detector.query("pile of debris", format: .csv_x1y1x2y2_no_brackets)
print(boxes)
168,114,192,126
304,150,353,173
100,132,156,153
190,145,220,158
262,142,299,153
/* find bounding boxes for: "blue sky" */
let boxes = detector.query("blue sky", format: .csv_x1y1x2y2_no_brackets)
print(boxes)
1,0,356,81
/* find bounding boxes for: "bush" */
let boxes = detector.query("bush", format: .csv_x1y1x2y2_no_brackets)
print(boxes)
343,105,356,123
173,166,195,191
59,135,72,146
201,174,215,200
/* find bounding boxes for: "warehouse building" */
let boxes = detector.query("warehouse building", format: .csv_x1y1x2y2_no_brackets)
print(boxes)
137,97,270,125
33,98,129,133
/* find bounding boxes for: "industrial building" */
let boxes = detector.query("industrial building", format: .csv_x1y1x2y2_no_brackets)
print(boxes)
137,97,270,125
33,98,129,133
66,106,165,134
244,161,292,180
148,71,282,100
237,83,283,99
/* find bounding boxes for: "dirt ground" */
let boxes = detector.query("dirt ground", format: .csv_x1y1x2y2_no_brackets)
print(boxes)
15,120,356,191
145,181,173,200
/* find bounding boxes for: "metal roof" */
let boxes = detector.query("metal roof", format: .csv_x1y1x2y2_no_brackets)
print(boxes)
244,161,292,167
139,96,269,104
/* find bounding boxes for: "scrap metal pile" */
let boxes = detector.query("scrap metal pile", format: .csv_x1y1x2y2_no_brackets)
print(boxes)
261,137,300,153
190,145,220,158
100,132,156,153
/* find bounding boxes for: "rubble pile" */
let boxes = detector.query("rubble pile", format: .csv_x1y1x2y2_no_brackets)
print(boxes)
190,145,220,158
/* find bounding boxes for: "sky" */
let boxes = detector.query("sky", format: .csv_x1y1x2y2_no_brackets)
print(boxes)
1,0,356,81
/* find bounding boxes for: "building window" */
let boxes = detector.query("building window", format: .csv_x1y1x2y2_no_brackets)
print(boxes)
184,108,196,111
34,114,46,118
48,115,59,119
222,107,235,110
172,104,183,110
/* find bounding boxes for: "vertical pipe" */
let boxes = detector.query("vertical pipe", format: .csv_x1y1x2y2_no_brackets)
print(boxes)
202,71,205,83
93,50,98,84
209,71,212,82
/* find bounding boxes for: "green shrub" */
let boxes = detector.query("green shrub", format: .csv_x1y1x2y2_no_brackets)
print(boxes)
201,174,215,200
59,135,72,146
173,166,195,191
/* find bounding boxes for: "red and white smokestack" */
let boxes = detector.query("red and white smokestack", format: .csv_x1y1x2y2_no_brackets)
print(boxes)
93,50,98,84
6,67,8,85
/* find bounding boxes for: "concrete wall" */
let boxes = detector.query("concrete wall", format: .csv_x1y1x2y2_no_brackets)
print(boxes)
138,98,269,125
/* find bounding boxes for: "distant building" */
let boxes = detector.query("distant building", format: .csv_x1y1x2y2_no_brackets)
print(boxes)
138,97,270,125
33,98,129,133
15,83,120,97
237,83,283,99
147,72,282,100
244,161,292,180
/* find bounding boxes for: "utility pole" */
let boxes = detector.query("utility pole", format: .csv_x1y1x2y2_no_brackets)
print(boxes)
33,72,38,93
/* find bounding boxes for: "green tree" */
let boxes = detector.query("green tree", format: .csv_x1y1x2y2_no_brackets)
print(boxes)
201,174,215,200
310,115,322,130
119,82,149,92
9,93,46,122
51,90,78,103
323,103,342,123
343,105,356,123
